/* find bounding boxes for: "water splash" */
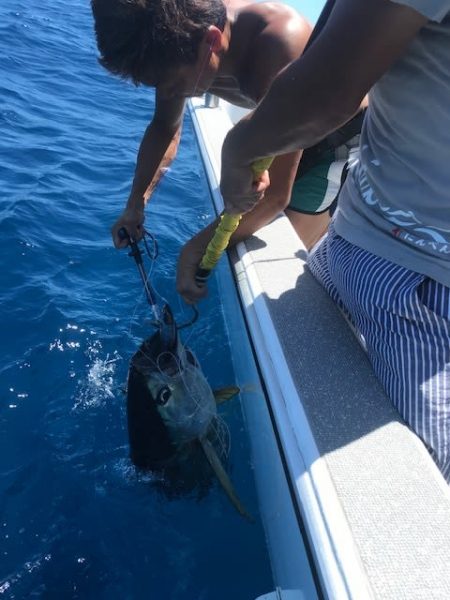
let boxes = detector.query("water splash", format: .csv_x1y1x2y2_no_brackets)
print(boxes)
0,553,52,597
72,342,122,410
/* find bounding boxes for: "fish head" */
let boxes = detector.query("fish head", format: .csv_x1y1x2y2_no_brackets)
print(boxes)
144,342,217,444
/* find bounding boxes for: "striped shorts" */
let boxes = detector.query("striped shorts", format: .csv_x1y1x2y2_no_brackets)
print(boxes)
308,222,450,483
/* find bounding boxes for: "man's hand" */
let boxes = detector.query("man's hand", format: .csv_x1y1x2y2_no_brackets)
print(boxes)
176,233,213,304
111,206,145,248
220,162,270,215
220,124,271,215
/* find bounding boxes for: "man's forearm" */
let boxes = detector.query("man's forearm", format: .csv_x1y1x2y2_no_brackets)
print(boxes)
127,122,181,211
224,55,359,167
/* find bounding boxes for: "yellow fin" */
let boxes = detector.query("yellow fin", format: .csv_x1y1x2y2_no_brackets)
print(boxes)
213,386,240,405
199,437,253,521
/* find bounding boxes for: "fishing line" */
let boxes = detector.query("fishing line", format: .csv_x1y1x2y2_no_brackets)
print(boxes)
208,415,230,460
178,363,215,420
119,228,162,326
126,264,159,339
159,351,213,416
119,226,198,334
137,230,170,309
172,359,230,460
126,289,149,339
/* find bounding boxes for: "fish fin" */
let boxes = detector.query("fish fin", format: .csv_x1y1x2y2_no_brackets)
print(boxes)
199,437,253,522
237,384,259,394
213,386,240,405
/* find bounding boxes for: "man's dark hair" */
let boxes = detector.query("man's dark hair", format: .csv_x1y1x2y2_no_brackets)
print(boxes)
91,0,227,84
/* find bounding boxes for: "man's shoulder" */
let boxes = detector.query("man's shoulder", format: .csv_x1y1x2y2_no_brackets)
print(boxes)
242,2,311,55
239,1,310,31
235,3,311,100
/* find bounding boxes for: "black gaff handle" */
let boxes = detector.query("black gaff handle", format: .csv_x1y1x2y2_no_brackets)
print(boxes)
118,227,159,312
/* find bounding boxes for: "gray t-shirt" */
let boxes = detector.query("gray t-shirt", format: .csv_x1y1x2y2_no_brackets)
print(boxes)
334,0,450,287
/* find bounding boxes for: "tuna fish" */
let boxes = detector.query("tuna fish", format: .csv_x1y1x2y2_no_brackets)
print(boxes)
126,305,249,518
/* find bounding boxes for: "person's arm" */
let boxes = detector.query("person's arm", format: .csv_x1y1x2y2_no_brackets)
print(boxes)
197,6,307,240
112,91,185,247
227,150,302,241
220,0,428,214
176,149,301,303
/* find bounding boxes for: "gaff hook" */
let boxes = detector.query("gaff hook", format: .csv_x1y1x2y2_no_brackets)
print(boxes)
118,227,199,330
118,227,161,324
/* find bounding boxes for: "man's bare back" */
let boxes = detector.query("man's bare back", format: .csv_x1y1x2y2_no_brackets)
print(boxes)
208,2,310,107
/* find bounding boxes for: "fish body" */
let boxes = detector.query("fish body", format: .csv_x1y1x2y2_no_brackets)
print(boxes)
126,306,248,517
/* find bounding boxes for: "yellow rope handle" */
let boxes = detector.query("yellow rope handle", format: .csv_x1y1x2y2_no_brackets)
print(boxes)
251,157,275,179
195,157,274,282
199,213,243,271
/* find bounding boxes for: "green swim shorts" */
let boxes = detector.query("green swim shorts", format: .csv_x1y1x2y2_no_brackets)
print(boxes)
288,135,360,215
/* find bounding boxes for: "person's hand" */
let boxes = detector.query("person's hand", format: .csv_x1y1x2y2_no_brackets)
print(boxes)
220,125,271,215
220,161,270,215
111,206,145,248
176,235,210,304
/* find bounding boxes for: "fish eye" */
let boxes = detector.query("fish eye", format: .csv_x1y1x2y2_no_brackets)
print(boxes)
156,385,172,406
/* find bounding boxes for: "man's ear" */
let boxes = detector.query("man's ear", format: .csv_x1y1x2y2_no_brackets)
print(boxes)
204,26,223,53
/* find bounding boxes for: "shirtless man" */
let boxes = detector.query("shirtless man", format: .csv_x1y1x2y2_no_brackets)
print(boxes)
91,0,340,250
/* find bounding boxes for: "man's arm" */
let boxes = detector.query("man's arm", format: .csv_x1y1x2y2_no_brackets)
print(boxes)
112,91,185,247
207,6,309,237
176,150,301,303
220,0,428,213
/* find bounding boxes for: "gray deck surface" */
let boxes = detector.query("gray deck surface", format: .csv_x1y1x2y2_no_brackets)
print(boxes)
236,215,450,600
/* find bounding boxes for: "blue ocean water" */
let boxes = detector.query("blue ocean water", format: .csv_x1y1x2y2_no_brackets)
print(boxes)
0,1,273,598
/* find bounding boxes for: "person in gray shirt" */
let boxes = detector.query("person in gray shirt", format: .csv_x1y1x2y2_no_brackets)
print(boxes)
178,0,450,482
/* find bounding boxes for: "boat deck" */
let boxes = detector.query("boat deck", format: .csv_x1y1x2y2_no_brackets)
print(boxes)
189,97,450,600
